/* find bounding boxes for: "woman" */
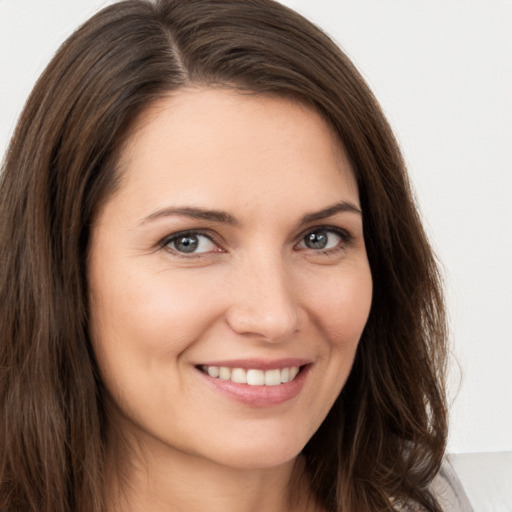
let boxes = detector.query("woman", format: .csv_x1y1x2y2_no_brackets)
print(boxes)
0,1,472,511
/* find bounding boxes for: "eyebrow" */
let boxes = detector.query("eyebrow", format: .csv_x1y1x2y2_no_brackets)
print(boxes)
299,201,362,224
140,200,361,226
141,207,238,225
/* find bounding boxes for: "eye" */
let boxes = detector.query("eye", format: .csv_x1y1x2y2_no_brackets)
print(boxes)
297,228,349,252
164,231,219,254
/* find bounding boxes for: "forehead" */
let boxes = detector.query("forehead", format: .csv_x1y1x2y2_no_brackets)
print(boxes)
111,87,359,219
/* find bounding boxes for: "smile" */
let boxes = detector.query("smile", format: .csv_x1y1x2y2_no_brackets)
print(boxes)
199,365,300,386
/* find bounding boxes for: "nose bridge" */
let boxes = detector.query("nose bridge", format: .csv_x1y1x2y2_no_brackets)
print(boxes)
226,247,300,341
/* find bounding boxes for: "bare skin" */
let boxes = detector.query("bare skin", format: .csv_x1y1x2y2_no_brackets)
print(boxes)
88,88,372,512
105,426,319,512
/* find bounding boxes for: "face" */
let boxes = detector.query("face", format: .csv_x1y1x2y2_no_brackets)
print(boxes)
88,88,372,471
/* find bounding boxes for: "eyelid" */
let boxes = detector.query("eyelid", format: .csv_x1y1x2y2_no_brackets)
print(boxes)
159,229,224,255
294,225,354,251
156,225,354,257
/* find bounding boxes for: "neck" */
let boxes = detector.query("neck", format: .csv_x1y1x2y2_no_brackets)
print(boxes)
103,428,318,512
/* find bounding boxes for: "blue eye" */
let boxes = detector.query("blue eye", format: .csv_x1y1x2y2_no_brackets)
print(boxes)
165,232,218,254
298,229,348,251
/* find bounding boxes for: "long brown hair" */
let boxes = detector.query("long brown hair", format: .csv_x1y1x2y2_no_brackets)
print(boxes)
0,1,447,511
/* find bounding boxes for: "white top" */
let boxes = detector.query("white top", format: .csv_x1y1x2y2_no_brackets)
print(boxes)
429,457,474,511
394,457,474,511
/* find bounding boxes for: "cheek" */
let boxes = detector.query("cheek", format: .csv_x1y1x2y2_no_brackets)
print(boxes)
90,266,222,362
305,263,373,348
293,264,372,436
87,266,223,429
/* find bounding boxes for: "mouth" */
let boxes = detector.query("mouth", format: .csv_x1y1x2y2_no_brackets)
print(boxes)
195,360,311,406
197,365,302,386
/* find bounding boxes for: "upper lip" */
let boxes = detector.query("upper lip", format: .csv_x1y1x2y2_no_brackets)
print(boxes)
195,358,312,371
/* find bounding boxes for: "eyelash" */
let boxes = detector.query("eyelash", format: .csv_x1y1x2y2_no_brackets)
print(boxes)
159,226,353,257
160,229,221,257
296,226,353,255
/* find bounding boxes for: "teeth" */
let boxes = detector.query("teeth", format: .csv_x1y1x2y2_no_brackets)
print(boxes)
207,366,220,378
264,369,281,386
247,369,264,386
201,365,301,386
231,368,246,384
219,367,231,380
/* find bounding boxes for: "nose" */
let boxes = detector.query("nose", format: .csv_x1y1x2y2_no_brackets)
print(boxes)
225,255,301,343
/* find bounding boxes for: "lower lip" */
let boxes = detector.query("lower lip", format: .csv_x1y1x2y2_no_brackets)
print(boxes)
198,366,310,407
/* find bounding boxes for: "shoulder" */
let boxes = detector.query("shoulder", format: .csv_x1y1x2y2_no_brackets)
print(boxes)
428,456,474,511
393,457,474,512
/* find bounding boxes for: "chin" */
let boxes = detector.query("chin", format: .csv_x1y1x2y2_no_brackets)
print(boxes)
205,433,310,470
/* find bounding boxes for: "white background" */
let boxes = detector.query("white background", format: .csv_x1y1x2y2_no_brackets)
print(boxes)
1,0,510,455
